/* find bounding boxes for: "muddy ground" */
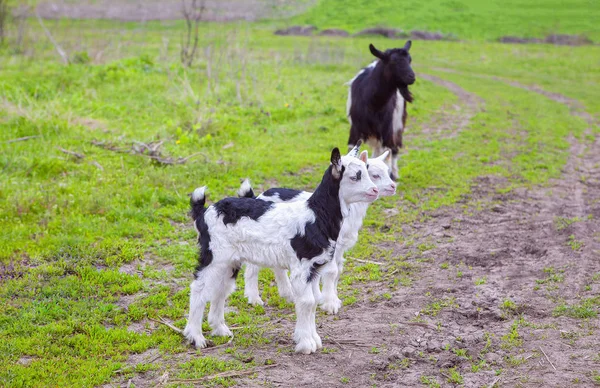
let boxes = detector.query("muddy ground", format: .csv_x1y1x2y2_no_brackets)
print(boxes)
228,78,600,387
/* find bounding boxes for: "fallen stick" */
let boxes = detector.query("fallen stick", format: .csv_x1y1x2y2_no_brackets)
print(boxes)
488,377,500,388
5,135,41,143
398,320,437,330
168,364,278,383
35,9,69,64
149,316,182,334
348,257,385,266
539,346,557,371
58,147,85,159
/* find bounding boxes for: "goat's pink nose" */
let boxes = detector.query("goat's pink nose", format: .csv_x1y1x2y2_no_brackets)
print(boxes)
390,183,396,190
370,187,379,195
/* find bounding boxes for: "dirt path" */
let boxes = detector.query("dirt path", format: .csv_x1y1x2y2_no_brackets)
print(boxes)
236,77,600,387
415,73,483,143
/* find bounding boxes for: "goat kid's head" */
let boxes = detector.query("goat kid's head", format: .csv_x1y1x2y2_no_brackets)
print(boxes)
331,142,379,207
366,150,396,197
369,41,415,97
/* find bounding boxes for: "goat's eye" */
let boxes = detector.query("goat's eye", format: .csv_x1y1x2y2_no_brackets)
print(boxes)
350,176,358,182
372,175,380,179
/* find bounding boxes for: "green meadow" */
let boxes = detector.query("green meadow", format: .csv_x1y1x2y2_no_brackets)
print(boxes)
0,0,599,386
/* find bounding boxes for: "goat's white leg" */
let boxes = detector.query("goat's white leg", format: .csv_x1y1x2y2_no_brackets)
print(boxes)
244,263,264,306
208,268,236,337
290,269,318,354
391,152,399,181
183,276,209,348
310,280,322,349
273,268,294,303
319,260,341,314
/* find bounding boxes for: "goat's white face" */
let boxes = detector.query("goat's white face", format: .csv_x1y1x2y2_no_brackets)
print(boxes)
367,151,396,197
338,152,378,205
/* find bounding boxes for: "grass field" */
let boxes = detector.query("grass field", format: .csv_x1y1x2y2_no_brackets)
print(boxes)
1,1,599,387
292,0,600,41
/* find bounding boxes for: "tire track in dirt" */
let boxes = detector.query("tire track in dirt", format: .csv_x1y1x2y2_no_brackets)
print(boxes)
415,73,483,142
235,75,600,387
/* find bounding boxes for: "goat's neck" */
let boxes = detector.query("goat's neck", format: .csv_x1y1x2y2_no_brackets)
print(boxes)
370,63,397,110
308,168,343,239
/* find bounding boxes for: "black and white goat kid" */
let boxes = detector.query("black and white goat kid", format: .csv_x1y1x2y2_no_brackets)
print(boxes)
346,40,416,181
184,147,378,354
241,151,396,314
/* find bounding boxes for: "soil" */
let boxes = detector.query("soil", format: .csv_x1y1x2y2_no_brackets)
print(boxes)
230,77,600,387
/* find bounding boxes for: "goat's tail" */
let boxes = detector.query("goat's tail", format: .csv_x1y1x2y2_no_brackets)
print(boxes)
237,178,255,198
190,186,208,221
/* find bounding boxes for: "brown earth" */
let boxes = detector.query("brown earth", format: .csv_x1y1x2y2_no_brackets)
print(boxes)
227,78,600,387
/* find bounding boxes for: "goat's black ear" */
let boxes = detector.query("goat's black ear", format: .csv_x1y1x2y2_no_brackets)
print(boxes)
404,40,412,51
369,44,385,60
331,147,343,179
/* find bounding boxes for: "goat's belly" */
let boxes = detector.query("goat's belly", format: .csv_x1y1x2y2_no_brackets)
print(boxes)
235,242,294,269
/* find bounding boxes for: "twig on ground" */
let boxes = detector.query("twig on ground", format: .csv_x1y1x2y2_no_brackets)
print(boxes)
539,346,557,370
149,316,183,334
169,364,277,384
58,147,85,159
90,161,104,171
398,320,437,330
325,338,370,347
488,377,500,388
35,9,69,64
348,257,385,266
5,135,41,143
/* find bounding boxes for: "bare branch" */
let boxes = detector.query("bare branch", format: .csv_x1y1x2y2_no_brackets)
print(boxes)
35,9,69,64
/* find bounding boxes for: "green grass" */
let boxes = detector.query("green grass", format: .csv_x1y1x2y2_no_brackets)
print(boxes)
0,3,599,386
293,0,600,41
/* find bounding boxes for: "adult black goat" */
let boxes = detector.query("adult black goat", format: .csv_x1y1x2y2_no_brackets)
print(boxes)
346,40,415,180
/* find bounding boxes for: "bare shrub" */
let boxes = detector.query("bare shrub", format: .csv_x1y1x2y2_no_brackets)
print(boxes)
0,0,7,45
181,0,205,67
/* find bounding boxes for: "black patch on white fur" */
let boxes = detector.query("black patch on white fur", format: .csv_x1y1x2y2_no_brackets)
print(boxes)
307,261,326,282
262,188,304,201
290,165,343,262
231,266,241,279
213,197,274,225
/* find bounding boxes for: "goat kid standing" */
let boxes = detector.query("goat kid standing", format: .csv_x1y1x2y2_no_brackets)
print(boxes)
347,40,416,181
184,147,378,354
241,151,397,314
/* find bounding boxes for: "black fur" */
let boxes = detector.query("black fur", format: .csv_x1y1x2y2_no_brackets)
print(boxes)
290,163,344,262
307,261,327,282
231,266,241,279
262,188,304,201
240,188,255,198
213,197,274,225
190,193,213,276
348,41,415,153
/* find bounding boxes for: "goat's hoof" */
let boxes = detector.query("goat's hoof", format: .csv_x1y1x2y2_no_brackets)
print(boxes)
184,329,208,349
312,332,323,349
320,297,342,314
211,325,232,337
295,338,317,354
246,295,264,306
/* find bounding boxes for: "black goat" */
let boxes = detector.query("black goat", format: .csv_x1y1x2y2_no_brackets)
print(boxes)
346,40,415,180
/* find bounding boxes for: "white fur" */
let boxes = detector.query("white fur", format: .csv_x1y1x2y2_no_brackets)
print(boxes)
243,151,396,314
191,186,206,202
237,179,252,198
184,152,377,354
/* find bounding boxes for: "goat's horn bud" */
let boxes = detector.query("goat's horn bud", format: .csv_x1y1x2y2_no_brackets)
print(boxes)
348,139,362,157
